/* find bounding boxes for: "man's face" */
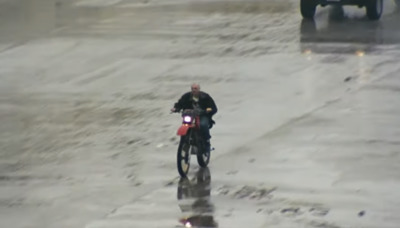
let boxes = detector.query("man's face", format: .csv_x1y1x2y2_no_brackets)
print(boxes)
191,85,200,97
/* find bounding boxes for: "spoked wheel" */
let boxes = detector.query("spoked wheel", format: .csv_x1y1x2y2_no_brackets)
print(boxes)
196,140,210,167
177,135,191,177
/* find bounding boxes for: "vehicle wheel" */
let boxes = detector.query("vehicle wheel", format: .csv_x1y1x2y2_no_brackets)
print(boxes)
366,0,383,20
177,135,191,177
196,140,210,167
301,0,317,19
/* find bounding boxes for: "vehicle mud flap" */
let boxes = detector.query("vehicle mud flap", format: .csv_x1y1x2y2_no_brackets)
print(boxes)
177,125,190,136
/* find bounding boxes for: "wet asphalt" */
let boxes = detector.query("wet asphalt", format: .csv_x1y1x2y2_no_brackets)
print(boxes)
1,0,400,228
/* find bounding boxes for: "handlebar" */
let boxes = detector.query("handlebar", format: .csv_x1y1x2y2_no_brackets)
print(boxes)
171,107,212,115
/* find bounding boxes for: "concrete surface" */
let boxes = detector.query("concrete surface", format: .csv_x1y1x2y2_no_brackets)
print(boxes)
1,0,400,227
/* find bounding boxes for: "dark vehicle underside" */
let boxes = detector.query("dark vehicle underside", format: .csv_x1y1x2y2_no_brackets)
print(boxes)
300,0,383,20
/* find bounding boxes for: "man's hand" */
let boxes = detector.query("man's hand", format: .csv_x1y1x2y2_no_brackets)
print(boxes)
206,108,212,113
171,108,176,113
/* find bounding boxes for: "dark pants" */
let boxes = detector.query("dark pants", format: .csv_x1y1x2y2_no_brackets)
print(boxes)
199,115,211,141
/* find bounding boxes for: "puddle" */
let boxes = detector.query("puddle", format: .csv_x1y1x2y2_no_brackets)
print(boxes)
177,167,218,227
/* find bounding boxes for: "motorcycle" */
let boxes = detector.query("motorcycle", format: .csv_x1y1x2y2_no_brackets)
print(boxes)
174,107,213,177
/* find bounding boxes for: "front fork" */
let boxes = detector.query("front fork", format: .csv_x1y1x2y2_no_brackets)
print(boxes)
186,129,202,155
183,129,205,155
183,130,195,159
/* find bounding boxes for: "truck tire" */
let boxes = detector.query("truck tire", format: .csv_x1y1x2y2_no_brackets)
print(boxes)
366,0,383,20
301,0,317,19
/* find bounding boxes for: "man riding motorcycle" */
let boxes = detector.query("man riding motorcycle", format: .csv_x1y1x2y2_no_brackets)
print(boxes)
171,83,218,152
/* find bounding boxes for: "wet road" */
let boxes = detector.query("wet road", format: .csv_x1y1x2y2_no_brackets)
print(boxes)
1,0,400,228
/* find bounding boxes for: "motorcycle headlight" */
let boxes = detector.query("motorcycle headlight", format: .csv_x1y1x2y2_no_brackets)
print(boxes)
183,116,192,123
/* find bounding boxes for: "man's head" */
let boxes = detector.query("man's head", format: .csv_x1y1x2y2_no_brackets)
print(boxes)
191,83,200,97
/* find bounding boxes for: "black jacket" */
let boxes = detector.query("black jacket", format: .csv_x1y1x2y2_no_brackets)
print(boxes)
174,91,218,121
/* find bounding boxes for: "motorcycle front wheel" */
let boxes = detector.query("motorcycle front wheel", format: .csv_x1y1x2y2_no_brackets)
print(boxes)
177,135,191,177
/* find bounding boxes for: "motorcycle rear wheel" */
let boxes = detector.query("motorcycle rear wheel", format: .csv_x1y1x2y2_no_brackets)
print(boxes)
196,139,210,167
177,135,191,177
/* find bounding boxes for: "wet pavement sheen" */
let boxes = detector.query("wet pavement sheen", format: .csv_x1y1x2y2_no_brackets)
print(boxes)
1,0,400,228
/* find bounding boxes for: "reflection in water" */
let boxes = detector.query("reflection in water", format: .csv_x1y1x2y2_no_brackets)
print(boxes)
299,5,400,54
356,50,372,85
177,167,218,228
182,1,292,14
328,5,345,21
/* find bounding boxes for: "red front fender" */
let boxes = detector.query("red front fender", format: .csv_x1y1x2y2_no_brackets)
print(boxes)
177,125,190,136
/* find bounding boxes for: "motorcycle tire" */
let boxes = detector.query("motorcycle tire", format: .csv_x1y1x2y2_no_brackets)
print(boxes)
177,135,191,177
196,139,210,167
